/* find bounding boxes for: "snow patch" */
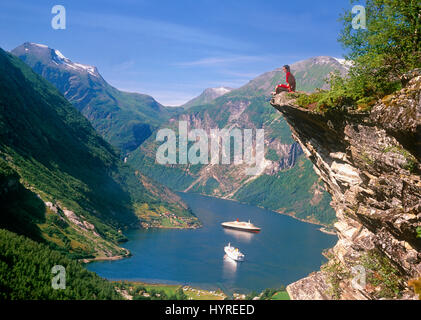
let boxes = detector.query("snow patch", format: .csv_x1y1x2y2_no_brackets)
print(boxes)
314,56,335,65
52,49,98,77
334,58,354,69
73,62,97,75
30,42,48,48
213,87,231,95
54,49,67,60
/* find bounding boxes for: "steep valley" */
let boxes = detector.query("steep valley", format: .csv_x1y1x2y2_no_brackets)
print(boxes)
0,48,198,262
129,56,350,227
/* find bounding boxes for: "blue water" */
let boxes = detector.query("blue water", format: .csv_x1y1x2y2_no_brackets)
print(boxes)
86,193,337,294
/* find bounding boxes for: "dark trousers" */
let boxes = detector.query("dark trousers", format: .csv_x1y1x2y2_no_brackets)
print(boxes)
276,84,289,94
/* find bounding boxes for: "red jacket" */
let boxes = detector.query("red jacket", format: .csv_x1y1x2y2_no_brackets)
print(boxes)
277,72,296,92
285,72,296,92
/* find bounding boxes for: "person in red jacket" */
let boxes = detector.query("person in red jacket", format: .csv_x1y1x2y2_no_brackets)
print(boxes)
273,65,296,94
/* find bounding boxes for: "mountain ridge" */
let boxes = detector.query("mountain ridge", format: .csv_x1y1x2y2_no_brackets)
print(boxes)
11,42,174,154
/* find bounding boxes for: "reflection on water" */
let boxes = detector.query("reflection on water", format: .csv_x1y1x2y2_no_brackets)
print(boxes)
86,193,337,294
223,228,255,243
223,254,238,279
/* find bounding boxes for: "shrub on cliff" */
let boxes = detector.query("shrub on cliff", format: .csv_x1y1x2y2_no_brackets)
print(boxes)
296,0,421,111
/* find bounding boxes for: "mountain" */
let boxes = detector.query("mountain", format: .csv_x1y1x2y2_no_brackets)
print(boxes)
234,56,349,97
182,87,233,109
128,56,348,227
0,48,198,260
272,70,420,300
11,42,174,154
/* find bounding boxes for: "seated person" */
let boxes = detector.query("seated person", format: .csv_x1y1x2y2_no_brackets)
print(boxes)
273,65,296,94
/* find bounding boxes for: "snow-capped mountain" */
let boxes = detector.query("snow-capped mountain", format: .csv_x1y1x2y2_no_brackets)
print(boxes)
16,42,100,77
11,42,171,154
53,48,98,76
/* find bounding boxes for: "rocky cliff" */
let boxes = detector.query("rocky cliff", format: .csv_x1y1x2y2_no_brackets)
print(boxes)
271,71,421,300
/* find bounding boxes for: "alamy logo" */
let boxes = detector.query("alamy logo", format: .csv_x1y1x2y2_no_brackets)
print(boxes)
352,5,367,30
156,121,266,176
351,265,366,291
51,5,66,30
51,265,66,290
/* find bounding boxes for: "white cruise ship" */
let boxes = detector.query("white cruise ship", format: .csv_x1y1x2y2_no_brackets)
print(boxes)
221,219,261,233
224,243,245,262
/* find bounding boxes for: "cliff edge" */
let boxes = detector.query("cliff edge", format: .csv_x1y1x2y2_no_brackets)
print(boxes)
271,71,421,300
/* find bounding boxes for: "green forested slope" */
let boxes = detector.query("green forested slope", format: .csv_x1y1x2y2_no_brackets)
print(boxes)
0,229,121,300
0,48,196,259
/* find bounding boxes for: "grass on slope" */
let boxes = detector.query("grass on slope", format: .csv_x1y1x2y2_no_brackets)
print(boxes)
0,229,121,300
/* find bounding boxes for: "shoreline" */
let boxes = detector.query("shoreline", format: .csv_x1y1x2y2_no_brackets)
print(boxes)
83,192,330,301
272,210,337,235
113,280,228,300
81,248,131,264
318,227,337,236
180,192,337,236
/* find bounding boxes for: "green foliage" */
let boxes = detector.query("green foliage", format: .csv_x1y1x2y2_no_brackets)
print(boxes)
340,0,420,80
416,227,421,239
0,159,46,242
321,259,351,299
114,281,188,300
260,286,288,300
294,71,379,111
271,291,290,300
382,146,419,173
266,148,280,162
245,291,259,300
296,0,420,111
339,0,421,101
0,229,121,300
360,250,403,299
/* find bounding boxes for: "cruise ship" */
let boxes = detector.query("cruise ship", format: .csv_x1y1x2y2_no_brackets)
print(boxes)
224,243,245,262
221,219,261,233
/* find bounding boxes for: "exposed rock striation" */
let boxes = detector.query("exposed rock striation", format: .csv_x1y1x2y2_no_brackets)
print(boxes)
271,72,421,300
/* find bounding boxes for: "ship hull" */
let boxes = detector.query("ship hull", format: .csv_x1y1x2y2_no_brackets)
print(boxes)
222,224,261,233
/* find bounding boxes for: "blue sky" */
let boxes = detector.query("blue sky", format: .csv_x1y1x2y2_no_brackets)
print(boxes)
0,0,353,105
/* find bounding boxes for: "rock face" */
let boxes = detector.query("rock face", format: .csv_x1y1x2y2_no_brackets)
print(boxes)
271,72,421,300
